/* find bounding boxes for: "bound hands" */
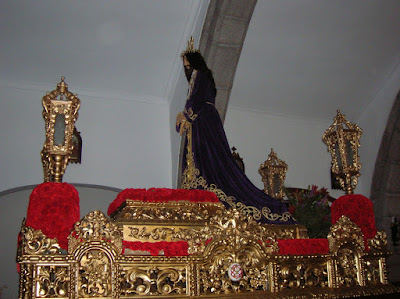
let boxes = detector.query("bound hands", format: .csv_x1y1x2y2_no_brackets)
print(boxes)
176,112,189,136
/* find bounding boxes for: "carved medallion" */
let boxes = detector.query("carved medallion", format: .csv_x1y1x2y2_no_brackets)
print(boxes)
228,263,243,281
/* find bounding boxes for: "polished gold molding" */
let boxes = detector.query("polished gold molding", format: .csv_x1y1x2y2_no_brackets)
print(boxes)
18,208,398,298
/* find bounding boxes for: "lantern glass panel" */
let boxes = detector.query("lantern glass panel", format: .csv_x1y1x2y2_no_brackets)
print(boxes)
54,113,65,146
346,140,353,166
273,174,281,196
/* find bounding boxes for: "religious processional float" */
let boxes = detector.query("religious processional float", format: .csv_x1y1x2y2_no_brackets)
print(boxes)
17,77,399,298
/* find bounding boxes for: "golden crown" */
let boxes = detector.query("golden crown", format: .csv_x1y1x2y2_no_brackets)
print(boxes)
181,36,200,57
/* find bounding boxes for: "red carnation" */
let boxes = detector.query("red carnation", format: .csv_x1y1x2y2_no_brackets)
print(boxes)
25,182,80,250
331,194,377,250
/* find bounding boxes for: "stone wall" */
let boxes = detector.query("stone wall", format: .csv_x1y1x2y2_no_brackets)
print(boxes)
371,89,400,249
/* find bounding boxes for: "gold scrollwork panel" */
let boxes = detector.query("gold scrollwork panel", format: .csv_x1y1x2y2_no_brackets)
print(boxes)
335,247,365,288
119,265,188,297
364,256,389,285
198,242,269,295
364,258,381,286
33,265,70,298
276,260,330,291
76,249,118,298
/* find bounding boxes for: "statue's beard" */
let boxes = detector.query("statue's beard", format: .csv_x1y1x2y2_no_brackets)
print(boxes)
185,67,194,82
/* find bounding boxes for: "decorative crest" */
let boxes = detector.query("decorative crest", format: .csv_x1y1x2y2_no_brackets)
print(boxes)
68,210,122,255
181,36,200,58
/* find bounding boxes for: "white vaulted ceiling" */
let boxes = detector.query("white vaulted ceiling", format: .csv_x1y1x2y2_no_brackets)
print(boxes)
229,0,400,121
1,0,400,121
0,0,199,103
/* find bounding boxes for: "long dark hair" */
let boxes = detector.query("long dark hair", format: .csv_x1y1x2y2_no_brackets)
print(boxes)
184,52,216,94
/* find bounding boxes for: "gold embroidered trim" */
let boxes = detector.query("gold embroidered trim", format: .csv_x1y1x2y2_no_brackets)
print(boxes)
184,107,197,121
181,70,198,122
180,121,293,223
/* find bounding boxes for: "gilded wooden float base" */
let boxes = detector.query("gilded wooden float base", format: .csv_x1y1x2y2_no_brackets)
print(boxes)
17,202,399,298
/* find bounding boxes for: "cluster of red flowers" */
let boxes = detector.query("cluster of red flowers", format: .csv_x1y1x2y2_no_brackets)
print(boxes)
276,239,330,255
278,193,377,255
25,182,80,249
122,241,189,256
107,188,219,215
331,194,377,250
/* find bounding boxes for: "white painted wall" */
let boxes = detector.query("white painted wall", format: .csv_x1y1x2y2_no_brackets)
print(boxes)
0,81,172,193
224,60,400,200
224,107,345,199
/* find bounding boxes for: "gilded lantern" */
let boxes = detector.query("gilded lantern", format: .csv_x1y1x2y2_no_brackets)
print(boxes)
41,77,80,182
259,148,288,200
322,110,362,194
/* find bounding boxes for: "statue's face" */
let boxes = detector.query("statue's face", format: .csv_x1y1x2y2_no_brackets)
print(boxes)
183,56,191,69
183,56,194,82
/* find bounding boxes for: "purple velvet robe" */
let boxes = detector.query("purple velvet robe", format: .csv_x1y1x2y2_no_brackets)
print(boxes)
178,70,296,225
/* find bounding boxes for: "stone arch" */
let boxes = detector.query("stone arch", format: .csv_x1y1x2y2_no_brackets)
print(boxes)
370,89,400,238
199,0,257,122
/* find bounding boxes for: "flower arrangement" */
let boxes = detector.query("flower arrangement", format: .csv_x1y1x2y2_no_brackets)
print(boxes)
25,182,80,249
285,185,332,239
331,194,377,251
108,188,219,215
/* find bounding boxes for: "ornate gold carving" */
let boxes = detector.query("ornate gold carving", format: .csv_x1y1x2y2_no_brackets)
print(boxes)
194,211,272,295
368,231,388,252
124,225,175,242
173,208,278,256
259,148,288,199
68,210,122,255
336,247,361,287
277,262,329,290
365,259,381,285
327,216,367,288
113,200,224,224
35,266,69,298
327,215,365,253
120,266,187,296
322,110,362,194
260,224,305,240
199,262,268,294
17,204,399,298
19,263,34,299
78,250,112,297
21,225,62,255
